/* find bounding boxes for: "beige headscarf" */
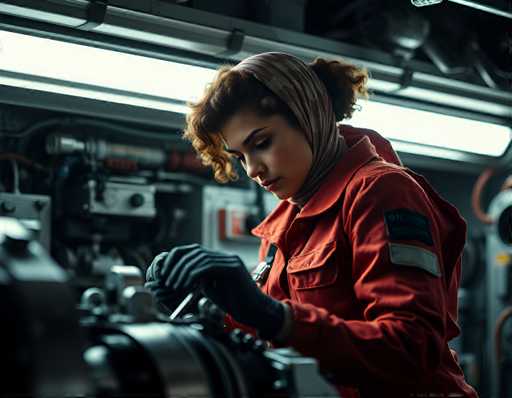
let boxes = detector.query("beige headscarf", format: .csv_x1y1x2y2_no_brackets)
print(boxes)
233,52,346,207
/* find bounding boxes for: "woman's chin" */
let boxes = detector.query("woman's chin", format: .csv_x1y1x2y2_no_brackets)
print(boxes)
275,189,294,201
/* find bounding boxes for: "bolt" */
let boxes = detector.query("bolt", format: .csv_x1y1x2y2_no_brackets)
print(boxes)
34,200,46,211
0,201,16,213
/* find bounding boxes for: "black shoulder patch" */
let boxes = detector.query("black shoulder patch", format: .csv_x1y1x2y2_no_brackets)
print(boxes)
384,209,433,246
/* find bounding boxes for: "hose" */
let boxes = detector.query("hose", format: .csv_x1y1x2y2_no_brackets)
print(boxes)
495,306,512,364
471,167,495,224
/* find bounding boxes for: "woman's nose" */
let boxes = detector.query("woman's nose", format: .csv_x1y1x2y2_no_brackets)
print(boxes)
245,157,265,180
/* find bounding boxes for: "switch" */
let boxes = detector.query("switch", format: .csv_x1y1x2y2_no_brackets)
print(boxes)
218,206,259,241
130,193,145,208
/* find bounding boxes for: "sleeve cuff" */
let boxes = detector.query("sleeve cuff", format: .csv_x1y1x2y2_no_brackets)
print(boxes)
272,302,294,343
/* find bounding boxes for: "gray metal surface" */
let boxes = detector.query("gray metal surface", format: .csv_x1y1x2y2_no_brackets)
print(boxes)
69,179,156,218
0,193,51,250
0,217,92,398
121,323,213,398
264,348,340,397
0,84,186,129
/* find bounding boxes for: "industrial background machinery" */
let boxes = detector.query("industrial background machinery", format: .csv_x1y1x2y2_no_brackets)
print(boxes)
1,217,340,398
1,100,510,398
0,1,511,397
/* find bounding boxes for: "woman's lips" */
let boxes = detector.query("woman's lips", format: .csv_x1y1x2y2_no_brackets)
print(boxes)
262,177,281,191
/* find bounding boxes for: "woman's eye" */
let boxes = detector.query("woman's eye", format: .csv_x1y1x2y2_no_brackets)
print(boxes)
255,137,272,150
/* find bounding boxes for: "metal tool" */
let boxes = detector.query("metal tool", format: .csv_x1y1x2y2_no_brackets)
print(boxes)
169,292,197,320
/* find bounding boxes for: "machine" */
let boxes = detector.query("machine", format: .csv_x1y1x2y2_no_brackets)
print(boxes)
0,217,339,398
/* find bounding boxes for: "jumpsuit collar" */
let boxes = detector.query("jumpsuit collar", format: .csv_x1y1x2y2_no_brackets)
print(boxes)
252,136,381,241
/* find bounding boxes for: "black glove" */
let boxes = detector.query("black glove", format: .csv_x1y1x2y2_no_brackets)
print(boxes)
147,243,285,340
145,251,187,312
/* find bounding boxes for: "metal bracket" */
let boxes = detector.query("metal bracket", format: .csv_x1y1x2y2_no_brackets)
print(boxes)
76,0,108,31
218,28,245,58
392,67,414,93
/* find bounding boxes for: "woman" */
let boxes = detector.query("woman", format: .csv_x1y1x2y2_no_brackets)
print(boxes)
145,52,478,398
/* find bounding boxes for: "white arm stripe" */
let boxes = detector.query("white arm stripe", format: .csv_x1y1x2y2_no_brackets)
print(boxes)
388,243,441,277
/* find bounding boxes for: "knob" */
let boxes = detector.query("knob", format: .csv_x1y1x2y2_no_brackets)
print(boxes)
253,339,267,353
230,328,244,345
242,334,255,347
122,287,154,321
130,193,145,208
34,200,46,211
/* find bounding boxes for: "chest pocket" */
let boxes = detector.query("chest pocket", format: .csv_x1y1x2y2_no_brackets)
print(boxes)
287,241,338,290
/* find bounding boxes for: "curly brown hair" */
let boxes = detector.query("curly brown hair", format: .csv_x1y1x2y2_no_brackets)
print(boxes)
183,57,369,183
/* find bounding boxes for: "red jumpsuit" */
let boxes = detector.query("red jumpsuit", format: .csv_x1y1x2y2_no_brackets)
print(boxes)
249,127,478,397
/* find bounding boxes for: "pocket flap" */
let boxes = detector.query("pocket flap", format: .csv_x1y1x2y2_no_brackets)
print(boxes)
287,241,337,273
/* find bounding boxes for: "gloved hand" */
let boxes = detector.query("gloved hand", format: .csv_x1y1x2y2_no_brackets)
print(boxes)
145,251,187,312
146,243,285,340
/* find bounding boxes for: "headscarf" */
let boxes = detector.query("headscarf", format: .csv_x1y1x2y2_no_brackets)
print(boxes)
232,52,346,207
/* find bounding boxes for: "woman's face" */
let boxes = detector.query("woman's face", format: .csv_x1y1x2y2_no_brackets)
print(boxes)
221,108,312,200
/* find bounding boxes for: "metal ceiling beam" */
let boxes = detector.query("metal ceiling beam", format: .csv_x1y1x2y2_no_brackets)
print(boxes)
0,0,510,124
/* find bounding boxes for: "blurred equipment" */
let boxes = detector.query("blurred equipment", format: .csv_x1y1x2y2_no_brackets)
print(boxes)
0,193,51,250
1,120,205,281
411,0,512,19
368,6,431,63
411,0,444,5
0,217,92,398
202,185,277,269
0,218,340,398
66,177,156,219
478,173,512,398
46,134,166,169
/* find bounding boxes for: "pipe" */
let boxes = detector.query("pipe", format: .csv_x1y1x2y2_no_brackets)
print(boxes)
412,0,512,19
448,0,512,20
471,167,495,224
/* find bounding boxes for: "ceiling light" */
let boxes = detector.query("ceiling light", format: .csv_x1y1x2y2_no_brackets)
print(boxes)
0,29,217,110
348,100,511,157
1,30,509,159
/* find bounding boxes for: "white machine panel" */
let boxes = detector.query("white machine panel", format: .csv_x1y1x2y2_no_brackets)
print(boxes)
202,185,278,271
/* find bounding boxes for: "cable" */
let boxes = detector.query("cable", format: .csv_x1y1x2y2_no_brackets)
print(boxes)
501,176,512,191
0,153,48,173
0,118,70,139
448,0,512,20
69,117,180,142
10,159,20,194
471,167,495,224
471,167,512,224
2,117,181,147
495,306,512,364
495,305,512,398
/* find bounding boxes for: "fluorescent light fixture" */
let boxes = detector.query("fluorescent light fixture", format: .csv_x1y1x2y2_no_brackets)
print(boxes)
1,30,510,159
349,101,511,157
0,29,217,111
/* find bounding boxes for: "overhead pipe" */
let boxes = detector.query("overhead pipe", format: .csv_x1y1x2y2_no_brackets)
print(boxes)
411,0,512,19
449,0,512,19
